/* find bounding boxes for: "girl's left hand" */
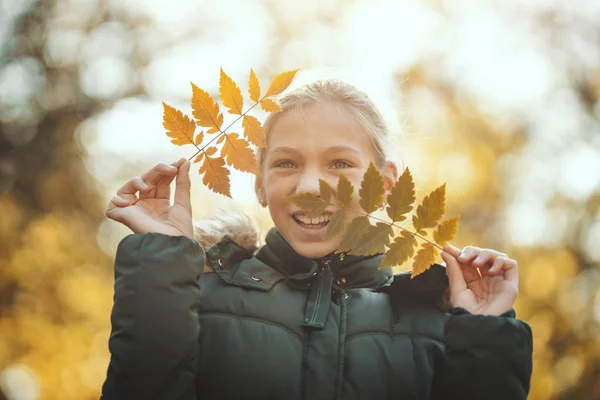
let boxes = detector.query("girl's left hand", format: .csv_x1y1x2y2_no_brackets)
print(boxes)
441,244,519,316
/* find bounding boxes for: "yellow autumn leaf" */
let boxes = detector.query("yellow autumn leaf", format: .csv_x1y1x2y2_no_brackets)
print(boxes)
337,216,371,253
194,152,204,163
191,82,223,133
379,231,418,269
319,179,334,203
412,183,446,235
242,115,266,147
359,162,385,214
411,243,439,278
162,102,196,146
349,222,393,256
290,193,328,218
221,133,259,175
199,155,231,197
386,167,415,222
248,68,261,103
194,131,204,146
219,68,244,115
337,174,354,207
433,215,461,246
324,209,346,240
261,98,281,112
205,146,218,156
264,69,299,97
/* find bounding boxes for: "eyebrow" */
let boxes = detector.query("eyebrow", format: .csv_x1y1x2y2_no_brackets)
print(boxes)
270,145,362,156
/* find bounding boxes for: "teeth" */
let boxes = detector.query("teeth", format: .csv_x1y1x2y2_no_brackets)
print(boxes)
295,213,330,225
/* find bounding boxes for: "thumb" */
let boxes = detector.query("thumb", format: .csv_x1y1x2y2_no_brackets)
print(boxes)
441,250,467,297
174,160,192,211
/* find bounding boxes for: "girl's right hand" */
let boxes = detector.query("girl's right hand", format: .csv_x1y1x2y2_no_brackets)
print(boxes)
105,158,194,239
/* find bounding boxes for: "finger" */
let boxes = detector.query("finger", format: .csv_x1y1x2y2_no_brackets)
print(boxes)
140,162,178,187
110,195,131,207
490,257,518,277
441,251,467,295
457,246,481,263
504,260,519,284
155,168,179,199
174,160,192,211
116,177,151,202
443,243,461,258
171,157,186,168
472,249,497,267
156,158,187,199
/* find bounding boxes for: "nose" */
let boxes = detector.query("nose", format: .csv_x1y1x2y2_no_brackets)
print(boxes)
295,166,322,197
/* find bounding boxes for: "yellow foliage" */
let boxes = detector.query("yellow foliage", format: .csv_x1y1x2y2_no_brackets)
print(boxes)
198,156,231,197
359,162,386,214
291,166,459,277
164,67,297,198
162,102,196,146
219,68,244,115
248,68,261,102
191,83,223,134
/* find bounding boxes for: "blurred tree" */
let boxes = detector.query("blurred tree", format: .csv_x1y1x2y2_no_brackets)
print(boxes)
0,0,599,399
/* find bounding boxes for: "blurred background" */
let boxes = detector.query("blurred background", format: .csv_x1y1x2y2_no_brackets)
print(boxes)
1,0,599,398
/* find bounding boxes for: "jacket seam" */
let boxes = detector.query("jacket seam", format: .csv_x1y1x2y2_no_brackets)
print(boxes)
345,332,445,347
198,311,301,339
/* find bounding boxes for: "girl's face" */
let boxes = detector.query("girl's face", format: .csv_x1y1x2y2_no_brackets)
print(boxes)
256,102,396,259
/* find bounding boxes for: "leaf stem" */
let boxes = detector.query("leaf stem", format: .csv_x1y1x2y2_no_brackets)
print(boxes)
324,200,444,251
188,100,263,161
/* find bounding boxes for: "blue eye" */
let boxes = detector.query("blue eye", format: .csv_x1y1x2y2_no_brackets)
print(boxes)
332,160,352,169
275,160,295,168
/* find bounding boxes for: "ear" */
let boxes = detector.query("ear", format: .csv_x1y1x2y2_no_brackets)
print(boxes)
255,176,267,207
382,161,399,193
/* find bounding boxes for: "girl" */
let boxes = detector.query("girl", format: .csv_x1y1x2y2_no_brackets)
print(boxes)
101,80,532,399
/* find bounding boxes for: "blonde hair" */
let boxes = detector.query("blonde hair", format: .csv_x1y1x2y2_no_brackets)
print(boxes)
194,79,403,260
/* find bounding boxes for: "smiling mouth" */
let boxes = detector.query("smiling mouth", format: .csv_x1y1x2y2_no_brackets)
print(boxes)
292,213,331,229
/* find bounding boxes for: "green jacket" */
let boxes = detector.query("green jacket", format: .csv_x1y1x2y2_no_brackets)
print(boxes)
100,228,533,400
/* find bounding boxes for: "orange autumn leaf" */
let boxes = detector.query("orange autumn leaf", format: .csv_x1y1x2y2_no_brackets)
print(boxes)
199,155,231,197
379,231,418,269
359,162,385,214
261,98,281,112
337,216,371,254
324,209,346,240
194,131,204,146
265,69,299,97
205,146,218,156
412,183,446,235
248,68,261,103
337,174,354,207
162,102,196,146
290,193,329,218
386,167,415,222
433,215,461,246
221,133,259,175
194,152,204,163
349,222,393,256
219,68,244,115
242,115,266,147
411,243,439,279
319,179,334,203
191,82,223,133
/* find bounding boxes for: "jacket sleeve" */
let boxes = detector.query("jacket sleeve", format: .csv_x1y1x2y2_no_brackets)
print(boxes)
431,307,533,400
100,233,204,400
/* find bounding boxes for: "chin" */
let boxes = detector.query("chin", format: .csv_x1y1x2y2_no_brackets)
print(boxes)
288,239,337,259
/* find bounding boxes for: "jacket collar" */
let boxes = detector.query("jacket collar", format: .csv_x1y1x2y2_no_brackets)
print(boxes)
254,227,393,290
